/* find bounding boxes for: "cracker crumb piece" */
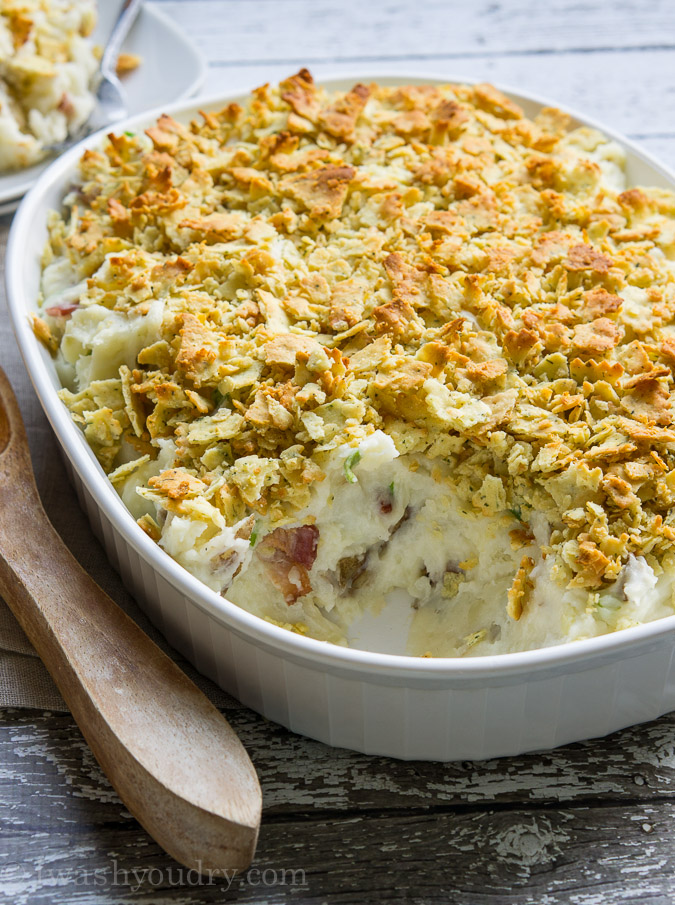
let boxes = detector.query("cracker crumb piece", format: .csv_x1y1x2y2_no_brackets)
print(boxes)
148,469,206,500
108,454,150,485
319,83,370,140
116,52,141,77
31,314,58,354
137,513,161,541
507,556,535,621
572,318,621,355
565,244,613,273
280,165,356,219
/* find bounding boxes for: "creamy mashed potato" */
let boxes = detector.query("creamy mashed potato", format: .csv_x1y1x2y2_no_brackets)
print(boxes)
0,0,98,171
35,73,675,657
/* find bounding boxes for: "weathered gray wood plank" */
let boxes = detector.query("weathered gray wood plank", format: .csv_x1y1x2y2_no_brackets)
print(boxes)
0,709,674,819
155,0,675,60
1,710,675,905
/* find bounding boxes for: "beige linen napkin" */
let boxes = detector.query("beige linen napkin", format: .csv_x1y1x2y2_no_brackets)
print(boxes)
0,216,233,713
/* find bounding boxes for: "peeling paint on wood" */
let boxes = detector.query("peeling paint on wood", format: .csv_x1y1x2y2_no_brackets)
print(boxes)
2,709,675,902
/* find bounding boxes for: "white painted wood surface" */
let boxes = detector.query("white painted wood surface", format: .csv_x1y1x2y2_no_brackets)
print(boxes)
2,0,675,901
159,0,675,166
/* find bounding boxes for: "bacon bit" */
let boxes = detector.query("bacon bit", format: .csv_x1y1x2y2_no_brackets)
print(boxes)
335,553,368,590
565,244,613,274
257,525,320,604
45,303,79,318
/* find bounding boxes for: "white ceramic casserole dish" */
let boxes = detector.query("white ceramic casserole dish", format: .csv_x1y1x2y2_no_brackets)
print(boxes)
7,75,675,762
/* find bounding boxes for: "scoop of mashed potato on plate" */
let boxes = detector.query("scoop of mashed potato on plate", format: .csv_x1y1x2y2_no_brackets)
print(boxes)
0,0,99,171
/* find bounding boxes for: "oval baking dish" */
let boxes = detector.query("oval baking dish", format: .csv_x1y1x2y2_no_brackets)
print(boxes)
7,75,675,761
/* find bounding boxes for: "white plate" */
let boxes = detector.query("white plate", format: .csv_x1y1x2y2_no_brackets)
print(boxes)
0,1,205,210
9,75,675,761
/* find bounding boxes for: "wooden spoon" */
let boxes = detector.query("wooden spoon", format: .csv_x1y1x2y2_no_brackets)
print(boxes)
0,367,261,874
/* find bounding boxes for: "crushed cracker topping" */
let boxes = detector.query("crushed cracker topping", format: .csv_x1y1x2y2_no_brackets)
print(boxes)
43,71,675,597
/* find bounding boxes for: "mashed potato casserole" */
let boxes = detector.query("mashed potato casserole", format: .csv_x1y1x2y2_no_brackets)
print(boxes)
35,72,675,656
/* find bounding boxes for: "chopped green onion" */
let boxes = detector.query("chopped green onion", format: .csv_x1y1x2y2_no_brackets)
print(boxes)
509,505,523,522
249,530,258,547
389,481,394,494
124,130,135,137
343,449,361,483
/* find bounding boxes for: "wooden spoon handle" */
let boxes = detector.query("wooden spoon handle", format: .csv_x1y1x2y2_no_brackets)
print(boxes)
0,369,261,873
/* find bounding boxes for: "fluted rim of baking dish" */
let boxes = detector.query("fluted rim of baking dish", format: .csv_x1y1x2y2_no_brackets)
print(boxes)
8,72,675,682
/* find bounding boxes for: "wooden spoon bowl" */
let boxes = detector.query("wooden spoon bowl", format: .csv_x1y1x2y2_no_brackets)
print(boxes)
0,367,261,873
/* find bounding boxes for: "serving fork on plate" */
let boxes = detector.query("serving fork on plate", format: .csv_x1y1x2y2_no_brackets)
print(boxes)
48,0,144,155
